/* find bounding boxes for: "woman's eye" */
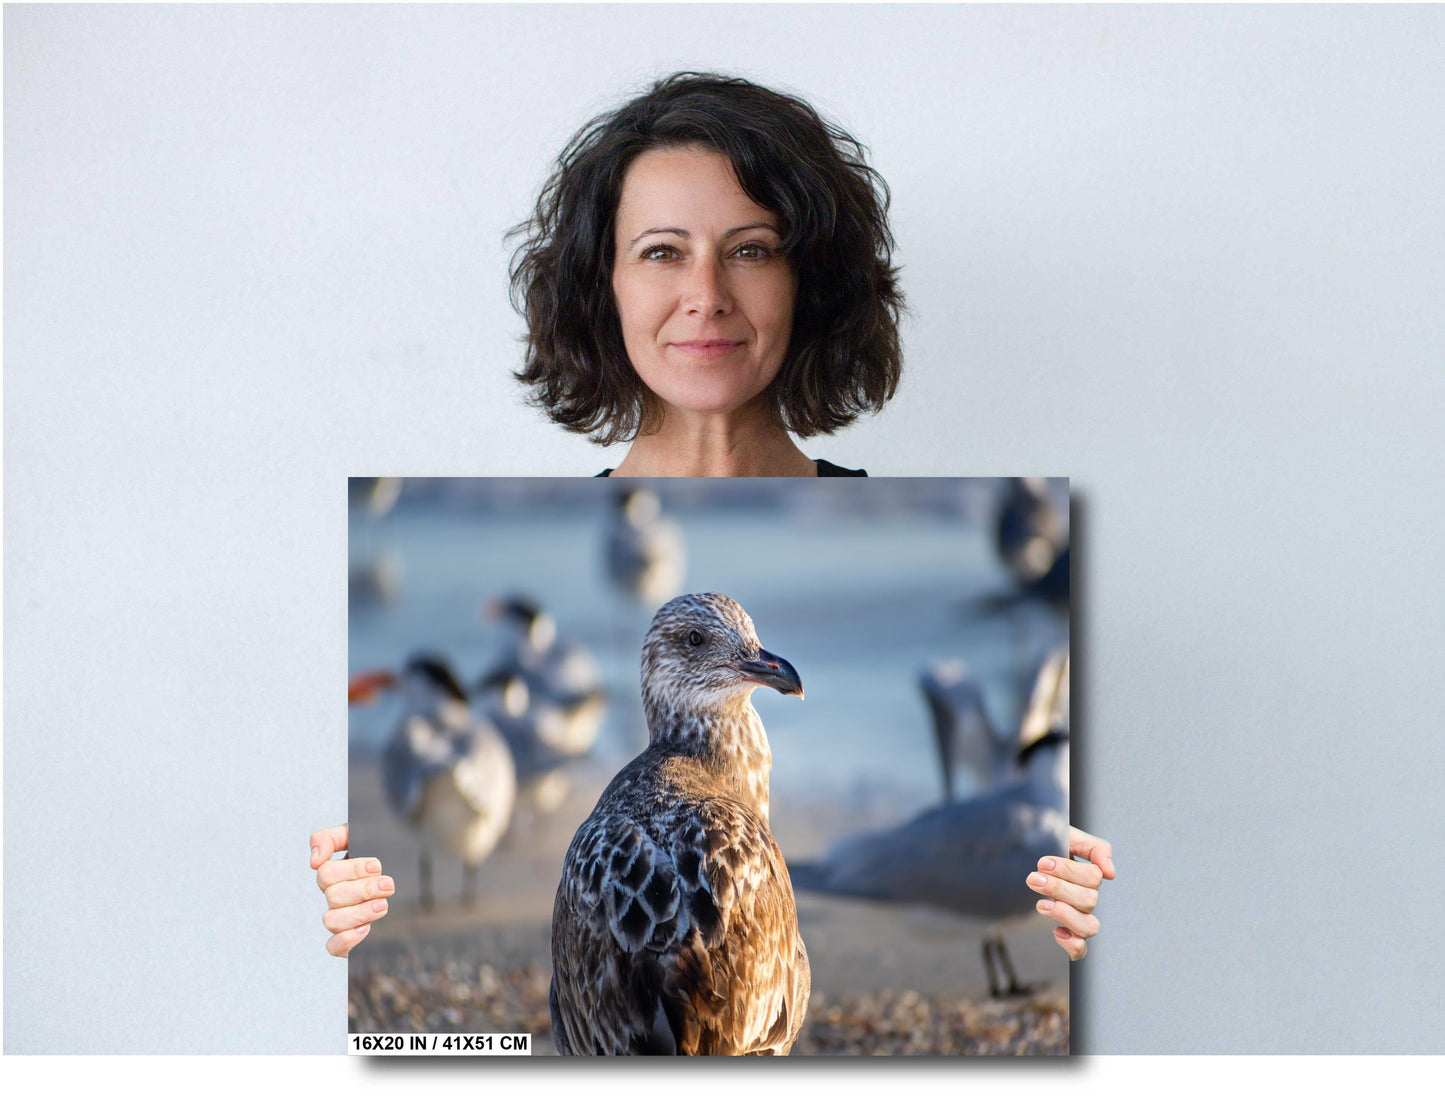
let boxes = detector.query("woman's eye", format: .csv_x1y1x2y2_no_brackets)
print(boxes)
733,243,773,260
641,244,678,262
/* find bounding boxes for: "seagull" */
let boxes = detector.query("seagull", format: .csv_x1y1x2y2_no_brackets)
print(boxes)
486,595,605,703
1020,544,1069,613
351,654,516,909
920,661,1013,801
604,488,686,610
996,477,1066,585
473,667,588,817
791,652,1071,999
347,477,405,605
549,593,810,1055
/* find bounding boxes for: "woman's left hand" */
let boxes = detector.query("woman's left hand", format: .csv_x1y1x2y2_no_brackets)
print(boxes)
1027,827,1115,961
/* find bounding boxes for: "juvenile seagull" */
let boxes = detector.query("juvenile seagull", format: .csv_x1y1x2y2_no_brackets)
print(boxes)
549,593,810,1055
792,653,1071,999
352,655,516,908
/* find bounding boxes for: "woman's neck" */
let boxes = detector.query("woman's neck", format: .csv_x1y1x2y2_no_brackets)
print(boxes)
610,401,817,478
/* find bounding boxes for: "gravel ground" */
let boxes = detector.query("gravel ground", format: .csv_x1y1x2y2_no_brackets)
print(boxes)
349,949,1067,1057
346,757,1070,1058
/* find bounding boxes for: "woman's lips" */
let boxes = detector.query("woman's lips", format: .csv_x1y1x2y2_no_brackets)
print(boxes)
669,340,745,357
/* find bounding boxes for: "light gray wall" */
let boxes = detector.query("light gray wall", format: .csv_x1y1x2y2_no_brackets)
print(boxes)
6,4,1443,1053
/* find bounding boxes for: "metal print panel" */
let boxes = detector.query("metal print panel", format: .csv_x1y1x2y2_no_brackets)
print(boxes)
345,476,1072,1056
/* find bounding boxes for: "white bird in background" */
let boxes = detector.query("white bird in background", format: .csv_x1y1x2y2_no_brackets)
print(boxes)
473,667,590,818
348,477,405,605
484,595,608,755
995,477,1067,586
919,661,1014,801
486,595,604,701
790,651,1071,999
605,487,686,610
549,593,810,1055
350,654,516,909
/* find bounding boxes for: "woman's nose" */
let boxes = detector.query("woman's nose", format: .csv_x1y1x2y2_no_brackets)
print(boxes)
681,257,732,317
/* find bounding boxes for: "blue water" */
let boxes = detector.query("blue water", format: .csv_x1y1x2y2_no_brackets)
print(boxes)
348,479,1068,809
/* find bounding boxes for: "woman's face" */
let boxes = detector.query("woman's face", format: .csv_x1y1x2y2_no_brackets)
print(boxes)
611,146,797,420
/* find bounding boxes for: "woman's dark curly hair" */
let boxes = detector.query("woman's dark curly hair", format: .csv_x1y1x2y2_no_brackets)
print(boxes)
509,72,904,446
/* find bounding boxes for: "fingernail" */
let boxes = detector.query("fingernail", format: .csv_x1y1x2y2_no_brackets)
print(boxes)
365,859,381,874
311,847,320,864
1040,858,1056,871
1055,926,1072,939
1038,899,1054,912
1107,859,1117,876
379,877,395,893
1029,874,1048,888
371,899,389,914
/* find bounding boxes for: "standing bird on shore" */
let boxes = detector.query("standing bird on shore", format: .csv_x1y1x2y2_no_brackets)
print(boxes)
484,596,608,757
791,652,1071,999
348,476,405,605
920,661,1012,802
351,655,516,909
549,593,810,1055
486,595,605,704
605,488,686,610
995,477,1066,586
473,667,589,817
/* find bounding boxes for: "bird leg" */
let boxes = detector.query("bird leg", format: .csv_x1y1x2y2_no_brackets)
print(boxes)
982,936,1004,999
461,863,478,909
994,935,1040,998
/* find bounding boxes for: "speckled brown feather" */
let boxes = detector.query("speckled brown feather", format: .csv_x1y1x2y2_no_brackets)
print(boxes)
549,594,810,1056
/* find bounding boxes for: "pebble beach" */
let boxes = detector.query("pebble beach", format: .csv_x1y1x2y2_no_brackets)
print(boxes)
346,755,1069,1057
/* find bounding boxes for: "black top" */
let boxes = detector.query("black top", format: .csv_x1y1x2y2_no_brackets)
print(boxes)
596,459,866,478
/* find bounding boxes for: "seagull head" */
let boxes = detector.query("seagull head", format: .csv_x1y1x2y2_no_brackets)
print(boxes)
642,593,803,716
400,653,471,713
486,594,556,652
617,487,662,528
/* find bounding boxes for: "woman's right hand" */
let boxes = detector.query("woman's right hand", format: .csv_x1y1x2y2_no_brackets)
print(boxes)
310,823,394,957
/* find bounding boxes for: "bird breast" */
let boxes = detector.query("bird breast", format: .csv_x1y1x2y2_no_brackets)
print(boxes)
550,763,807,1055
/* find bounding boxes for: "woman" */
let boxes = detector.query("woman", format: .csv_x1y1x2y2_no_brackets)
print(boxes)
317,72,1113,968
514,71,900,477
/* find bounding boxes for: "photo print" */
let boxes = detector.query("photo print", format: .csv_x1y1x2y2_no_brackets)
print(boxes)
346,476,1072,1056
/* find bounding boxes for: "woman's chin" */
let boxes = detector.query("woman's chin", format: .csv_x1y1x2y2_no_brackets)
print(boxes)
649,382,775,424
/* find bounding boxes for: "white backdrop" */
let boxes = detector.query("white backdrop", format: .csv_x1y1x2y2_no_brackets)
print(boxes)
6,3,1444,1053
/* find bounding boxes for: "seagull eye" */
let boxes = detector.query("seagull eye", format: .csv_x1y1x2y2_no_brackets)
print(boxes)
687,630,705,648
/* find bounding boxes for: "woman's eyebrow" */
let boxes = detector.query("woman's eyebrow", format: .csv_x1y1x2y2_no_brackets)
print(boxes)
628,226,688,248
626,223,780,249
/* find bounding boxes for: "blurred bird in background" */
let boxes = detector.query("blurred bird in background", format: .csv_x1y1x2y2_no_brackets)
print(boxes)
919,661,1015,802
349,654,516,909
473,666,593,821
995,477,1067,586
605,488,686,610
604,487,687,751
790,650,1070,999
483,595,608,755
993,478,1069,616
348,477,405,605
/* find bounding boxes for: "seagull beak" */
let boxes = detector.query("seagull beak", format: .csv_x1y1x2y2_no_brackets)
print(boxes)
735,649,804,699
348,669,398,705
